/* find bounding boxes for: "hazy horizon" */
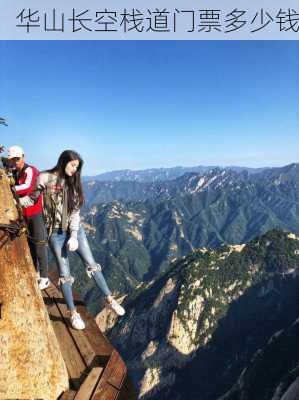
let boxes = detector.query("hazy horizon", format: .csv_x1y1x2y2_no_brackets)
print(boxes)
83,161,297,177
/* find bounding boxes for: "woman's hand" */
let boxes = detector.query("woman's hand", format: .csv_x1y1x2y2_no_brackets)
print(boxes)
67,237,78,251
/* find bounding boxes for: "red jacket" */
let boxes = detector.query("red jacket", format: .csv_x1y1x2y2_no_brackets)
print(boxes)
14,164,43,218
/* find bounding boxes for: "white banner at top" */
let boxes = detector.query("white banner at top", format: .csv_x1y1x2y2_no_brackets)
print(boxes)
1,0,299,40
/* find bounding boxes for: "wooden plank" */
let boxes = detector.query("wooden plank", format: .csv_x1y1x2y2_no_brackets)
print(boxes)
105,350,126,389
92,384,119,400
43,272,133,400
46,283,97,367
74,367,103,400
58,389,77,400
48,270,113,357
76,301,113,357
44,285,86,387
107,358,127,390
91,350,126,400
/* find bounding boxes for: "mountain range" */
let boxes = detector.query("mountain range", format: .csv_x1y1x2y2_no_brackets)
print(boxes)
74,163,299,309
66,163,299,399
82,165,274,204
83,165,266,184
105,230,299,400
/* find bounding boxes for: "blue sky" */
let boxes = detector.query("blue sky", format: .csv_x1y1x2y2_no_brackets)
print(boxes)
0,41,298,175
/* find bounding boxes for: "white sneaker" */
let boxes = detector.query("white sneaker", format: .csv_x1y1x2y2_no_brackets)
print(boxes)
108,299,125,316
70,311,85,330
38,277,50,290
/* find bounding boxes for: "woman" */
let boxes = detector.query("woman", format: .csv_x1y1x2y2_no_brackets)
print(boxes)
30,150,125,330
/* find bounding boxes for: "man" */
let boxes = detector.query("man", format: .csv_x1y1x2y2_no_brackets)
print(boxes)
7,145,49,290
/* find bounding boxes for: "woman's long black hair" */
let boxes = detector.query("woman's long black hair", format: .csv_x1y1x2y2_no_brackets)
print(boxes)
49,150,84,213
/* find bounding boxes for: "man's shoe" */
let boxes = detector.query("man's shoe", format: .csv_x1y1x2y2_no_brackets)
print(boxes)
70,311,85,330
38,277,50,290
107,298,125,316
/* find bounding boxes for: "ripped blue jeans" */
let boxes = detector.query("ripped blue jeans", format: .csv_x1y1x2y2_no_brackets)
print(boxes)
49,225,111,311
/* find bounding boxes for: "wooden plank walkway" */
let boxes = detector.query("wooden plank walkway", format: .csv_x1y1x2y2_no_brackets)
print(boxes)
42,280,135,400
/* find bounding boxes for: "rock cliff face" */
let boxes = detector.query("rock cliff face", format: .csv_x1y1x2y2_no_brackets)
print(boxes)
0,170,69,400
106,230,299,400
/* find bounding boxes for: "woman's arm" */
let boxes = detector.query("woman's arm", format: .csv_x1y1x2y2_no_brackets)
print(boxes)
69,208,80,235
67,208,80,251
